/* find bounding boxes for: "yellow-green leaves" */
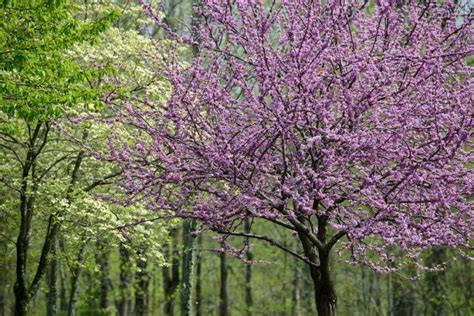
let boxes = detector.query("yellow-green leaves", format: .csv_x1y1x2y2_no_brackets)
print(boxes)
0,1,119,121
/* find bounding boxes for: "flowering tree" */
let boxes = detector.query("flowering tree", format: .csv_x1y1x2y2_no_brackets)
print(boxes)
109,1,473,315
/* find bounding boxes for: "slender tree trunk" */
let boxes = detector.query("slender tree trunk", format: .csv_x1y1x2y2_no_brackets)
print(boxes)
117,244,133,316
369,271,382,316
291,266,301,316
180,220,196,316
243,219,252,316
15,214,58,316
163,228,180,316
14,177,34,316
461,257,474,312
386,273,392,316
361,266,368,316
14,122,54,316
0,238,9,316
244,262,253,315
58,241,68,313
424,247,447,316
46,239,57,316
134,248,149,316
14,124,84,316
195,235,202,316
67,239,89,316
14,130,36,316
392,273,415,316
180,4,201,313
219,250,229,316
95,243,112,313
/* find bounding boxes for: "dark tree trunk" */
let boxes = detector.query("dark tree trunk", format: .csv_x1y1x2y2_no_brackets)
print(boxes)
424,247,447,316
386,273,392,316
14,122,55,316
117,244,133,316
243,219,252,316
15,213,58,316
360,267,368,316
219,250,229,316
244,261,253,315
392,274,415,316
46,239,57,316
180,220,196,316
298,216,336,316
68,239,89,316
14,125,37,316
95,243,112,312
302,264,315,314
14,124,84,316
163,228,180,316
368,270,382,315
13,287,28,316
134,248,149,316
14,172,34,316
312,250,337,316
195,235,202,316
58,241,68,313
0,235,10,316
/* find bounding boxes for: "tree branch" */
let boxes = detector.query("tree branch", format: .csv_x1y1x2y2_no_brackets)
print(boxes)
82,171,122,192
215,229,319,267
325,230,347,251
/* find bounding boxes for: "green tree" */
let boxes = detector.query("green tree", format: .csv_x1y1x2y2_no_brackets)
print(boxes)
0,2,119,314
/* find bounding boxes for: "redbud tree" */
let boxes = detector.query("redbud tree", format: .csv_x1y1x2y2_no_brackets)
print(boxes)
108,1,473,315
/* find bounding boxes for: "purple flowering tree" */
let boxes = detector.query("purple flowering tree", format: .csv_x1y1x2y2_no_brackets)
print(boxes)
108,1,473,315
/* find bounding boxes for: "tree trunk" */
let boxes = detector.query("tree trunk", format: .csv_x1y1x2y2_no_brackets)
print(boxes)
46,239,57,316
302,264,315,314
58,241,68,313
392,273,415,316
95,245,112,313
424,247,447,316
13,288,28,316
14,123,76,316
219,250,229,316
163,228,180,316
244,261,252,316
291,266,301,316
368,270,382,316
117,244,133,316
14,176,34,316
360,266,368,316
14,126,37,316
243,219,252,316
312,250,337,316
298,217,336,316
180,220,196,316
386,273,391,316
195,235,202,316
67,239,89,316
0,238,10,316
134,248,149,316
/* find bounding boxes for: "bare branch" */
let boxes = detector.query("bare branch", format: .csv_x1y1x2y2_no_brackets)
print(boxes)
215,229,319,267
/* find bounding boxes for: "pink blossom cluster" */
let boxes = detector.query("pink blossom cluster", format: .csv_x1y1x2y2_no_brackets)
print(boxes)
109,1,473,269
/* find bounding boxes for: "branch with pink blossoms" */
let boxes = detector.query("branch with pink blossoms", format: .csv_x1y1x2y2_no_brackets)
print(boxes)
105,2,473,313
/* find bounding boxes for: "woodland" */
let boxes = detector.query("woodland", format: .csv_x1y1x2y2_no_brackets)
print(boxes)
0,1,473,316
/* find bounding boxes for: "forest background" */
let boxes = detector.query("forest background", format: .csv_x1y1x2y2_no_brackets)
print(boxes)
0,1,473,316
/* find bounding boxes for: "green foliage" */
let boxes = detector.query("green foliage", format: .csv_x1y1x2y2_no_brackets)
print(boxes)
0,1,120,121
0,1,176,315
